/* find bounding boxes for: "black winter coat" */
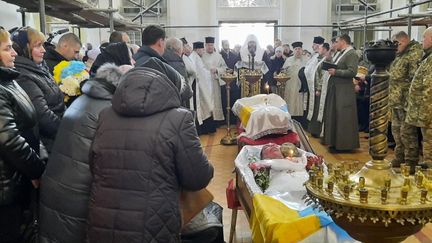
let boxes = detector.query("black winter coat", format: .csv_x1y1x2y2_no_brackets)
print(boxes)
14,56,65,151
90,42,131,76
0,67,45,206
44,48,67,75
87,67,214,243
134,45,168,67
163,49,188,78
140,57,193,107
39,77,117,243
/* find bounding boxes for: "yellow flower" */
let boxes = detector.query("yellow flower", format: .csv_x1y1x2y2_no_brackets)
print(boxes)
53,61,70,84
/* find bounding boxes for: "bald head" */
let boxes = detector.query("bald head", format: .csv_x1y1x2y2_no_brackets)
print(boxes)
423,27,432,49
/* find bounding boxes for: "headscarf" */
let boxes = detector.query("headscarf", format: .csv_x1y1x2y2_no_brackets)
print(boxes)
90,42,131,76
240,34,265,63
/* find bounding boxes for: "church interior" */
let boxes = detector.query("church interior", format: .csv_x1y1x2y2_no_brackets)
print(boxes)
1,0,432,243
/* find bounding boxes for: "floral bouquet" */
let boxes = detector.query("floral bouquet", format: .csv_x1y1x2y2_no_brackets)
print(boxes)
249,162,271,191
306,154,324,171
53,60,89,104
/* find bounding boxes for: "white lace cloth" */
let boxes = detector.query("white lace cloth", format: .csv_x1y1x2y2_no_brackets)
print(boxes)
232,94,293,139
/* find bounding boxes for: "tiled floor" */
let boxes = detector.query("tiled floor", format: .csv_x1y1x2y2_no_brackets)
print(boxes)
202,128,432,243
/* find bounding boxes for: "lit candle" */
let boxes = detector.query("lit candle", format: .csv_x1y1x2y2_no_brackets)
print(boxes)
265,83,270,94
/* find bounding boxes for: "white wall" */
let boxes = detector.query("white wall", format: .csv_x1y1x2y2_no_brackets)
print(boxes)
166,0,217,45
166,0,332,51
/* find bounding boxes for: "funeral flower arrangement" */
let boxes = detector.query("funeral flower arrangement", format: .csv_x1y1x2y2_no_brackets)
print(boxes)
53,60,89,103
247,143,324,191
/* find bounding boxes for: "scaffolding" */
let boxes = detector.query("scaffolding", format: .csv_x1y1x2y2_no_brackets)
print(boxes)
4,0,143,33
5,0,432,43
338,0,432,40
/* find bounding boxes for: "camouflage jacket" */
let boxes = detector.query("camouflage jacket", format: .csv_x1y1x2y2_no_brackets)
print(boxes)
388,40,423,109
406,46,432,128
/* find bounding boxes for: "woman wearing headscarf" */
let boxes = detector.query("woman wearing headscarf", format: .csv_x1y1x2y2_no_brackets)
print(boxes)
268,46,286,92
12,27,65,152
0,28,45,243
89,42,132,76
39,63,132,243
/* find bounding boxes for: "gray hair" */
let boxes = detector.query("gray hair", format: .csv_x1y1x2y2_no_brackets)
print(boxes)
95,63,125,87
165,37,183,53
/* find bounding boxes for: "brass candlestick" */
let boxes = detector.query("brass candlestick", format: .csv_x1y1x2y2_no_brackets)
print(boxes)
220,73,237,145
305,40,432,243
274,72,290,98
240,69,262,97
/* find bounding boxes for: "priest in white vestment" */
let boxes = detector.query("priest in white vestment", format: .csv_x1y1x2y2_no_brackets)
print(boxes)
201,36,226,122
282,41,309,117
189,41,214,131
304,36,325,126
181,38,197,110
237,34,269,74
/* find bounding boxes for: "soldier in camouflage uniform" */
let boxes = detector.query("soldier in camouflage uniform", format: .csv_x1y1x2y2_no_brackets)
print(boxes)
388,31,423,168
406,27,432,167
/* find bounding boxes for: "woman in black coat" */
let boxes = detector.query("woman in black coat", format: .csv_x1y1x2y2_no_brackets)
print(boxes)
89,42,132,76
87,67,214,243
39,63,131,243
11,27,65,152
0,28,45,243
268,46,286,92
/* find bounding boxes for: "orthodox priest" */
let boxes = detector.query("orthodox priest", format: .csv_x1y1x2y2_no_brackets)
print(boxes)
282,41,309,120
181,38,197,110
308,43,330,137
323,34,359,151
304,36,325,122
202,36,226,125
237,34,270,92
189,41,215,134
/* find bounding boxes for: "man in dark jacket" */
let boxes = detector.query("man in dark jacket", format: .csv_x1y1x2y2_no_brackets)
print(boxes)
133,25,167,66
134,25,192,106
44,33,82,74
39,63,131,243
87,67,214,243
220,40,240,70
163,37,187,78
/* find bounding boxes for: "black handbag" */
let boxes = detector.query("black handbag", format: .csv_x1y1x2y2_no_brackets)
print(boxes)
22,188,39,243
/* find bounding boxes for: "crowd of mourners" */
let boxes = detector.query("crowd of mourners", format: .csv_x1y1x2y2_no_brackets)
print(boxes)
1,23,432,243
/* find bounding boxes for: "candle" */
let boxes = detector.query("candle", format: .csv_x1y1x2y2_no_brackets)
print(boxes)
317,176,323,190
327,181,334,194
265,83,270,94
381,188,388,204
421,189,428,204
359,177,365,189
359,188,368,204
384,178,391,190
343,184,350,200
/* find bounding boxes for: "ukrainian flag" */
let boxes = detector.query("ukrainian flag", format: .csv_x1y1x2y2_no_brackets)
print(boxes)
250,194,355,243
